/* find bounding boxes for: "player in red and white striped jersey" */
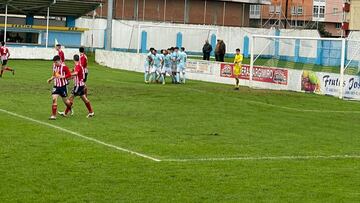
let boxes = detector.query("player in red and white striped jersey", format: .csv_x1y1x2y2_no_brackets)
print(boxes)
59,54,94,118
56,44,65,63
0,41,15,78
47,55,72,120
79,47,89,96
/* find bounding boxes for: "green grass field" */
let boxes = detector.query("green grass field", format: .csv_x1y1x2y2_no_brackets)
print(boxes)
1,56,360,202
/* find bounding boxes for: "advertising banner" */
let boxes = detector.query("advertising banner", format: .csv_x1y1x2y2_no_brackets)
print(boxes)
300,70,360,99
220,63,288,85
187,60,213,74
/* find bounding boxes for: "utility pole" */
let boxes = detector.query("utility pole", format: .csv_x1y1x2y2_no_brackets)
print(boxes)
284,0,289,29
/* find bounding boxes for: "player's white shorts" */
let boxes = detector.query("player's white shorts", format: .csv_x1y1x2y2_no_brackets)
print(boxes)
144,63,151,72
177,63,186,73
151,66,161,73
161,65,172,75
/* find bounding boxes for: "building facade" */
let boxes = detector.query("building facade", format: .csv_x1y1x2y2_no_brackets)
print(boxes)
94,0,270,27
250,0,344,37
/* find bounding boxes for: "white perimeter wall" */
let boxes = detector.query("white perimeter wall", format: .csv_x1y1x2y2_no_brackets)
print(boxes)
96,50,360,101
9,47,79,60
76,18,320,56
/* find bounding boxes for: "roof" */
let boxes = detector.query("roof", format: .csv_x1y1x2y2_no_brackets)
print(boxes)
0,0,102,17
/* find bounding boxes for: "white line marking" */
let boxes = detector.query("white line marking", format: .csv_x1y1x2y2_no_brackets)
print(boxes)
163,155,360,162
181,86,360,114
0,108,161,162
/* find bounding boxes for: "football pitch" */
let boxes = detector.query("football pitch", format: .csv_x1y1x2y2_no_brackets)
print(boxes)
1,56,360,202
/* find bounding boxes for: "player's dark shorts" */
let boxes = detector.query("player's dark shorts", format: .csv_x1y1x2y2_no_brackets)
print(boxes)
72,86,85,96
2,60,8,66
52,86,68,98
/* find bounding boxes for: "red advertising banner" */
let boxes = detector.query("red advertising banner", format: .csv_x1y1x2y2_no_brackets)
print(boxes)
220,64,288,85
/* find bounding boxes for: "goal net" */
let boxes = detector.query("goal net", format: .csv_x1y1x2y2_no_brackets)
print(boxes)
249,35,352,99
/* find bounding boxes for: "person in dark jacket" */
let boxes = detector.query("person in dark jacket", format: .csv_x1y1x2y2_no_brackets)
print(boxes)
202,40,212,61
215,40,226,62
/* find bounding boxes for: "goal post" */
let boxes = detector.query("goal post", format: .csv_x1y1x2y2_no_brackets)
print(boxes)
250,34,348,99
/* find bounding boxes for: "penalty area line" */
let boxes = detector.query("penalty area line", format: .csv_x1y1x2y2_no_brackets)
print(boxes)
0,108,161,162
163,155,360,162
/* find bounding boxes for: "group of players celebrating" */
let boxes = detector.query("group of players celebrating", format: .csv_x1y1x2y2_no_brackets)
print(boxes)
144,46,187,84
47,44,94,120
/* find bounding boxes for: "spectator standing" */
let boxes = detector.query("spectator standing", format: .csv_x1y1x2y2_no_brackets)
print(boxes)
215,40,226,62
202,40,212,61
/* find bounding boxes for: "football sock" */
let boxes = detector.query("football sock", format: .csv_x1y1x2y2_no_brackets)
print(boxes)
144,72,148,82
85,102,93,113
176,73,180,83
182,73,186,84
5,67,12,71
52,105,57,116
65,101,73,115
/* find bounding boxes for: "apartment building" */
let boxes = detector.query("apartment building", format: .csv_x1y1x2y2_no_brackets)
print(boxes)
250,0,344,36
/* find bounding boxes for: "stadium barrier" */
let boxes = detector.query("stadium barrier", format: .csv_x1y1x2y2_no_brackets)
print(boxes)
9,47,79,60
95,50,360,101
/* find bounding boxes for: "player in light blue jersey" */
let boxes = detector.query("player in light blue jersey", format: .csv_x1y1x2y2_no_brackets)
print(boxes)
149,50,163,83
172,47,180,84
144,48,155,83
161,49,173,85
178,47,188,84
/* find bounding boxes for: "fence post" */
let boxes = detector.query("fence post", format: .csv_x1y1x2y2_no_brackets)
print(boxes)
339,38,346,99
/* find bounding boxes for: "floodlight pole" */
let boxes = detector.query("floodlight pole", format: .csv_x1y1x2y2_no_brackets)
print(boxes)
46,7,50,48
106,0,114,50
4,4,8,43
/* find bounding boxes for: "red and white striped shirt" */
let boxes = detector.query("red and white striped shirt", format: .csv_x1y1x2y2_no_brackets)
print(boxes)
52,63,71,87
74,63,85,87
58,49,65,63
1,46,10,61
80,53,88,71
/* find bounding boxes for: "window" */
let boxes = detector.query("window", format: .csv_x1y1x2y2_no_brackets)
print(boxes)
275,6,281,14
333,8,338,15
319,6,325,18
250,5,261,15
269,5,275,14
335,23,342,29
297,6,303,15
313,5,325,18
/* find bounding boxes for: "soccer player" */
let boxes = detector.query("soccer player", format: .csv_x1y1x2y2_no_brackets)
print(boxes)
171,47,180,84
178,47,187,84
233,48,243,90
79,47,88,96
56,44,65,63
47,55,72,120
59,55,94,118
144,48,155,83
149,49,163,83
0,41,15,77
161,49,173,85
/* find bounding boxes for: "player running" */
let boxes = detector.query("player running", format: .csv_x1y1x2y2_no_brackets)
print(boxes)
144,48,155,83
59,55,94,118
161,49,173,85
178,47,187,84
79,47,89,96
47,55,72,120
56,44,65,63
233,48,243,90
0,41,15,77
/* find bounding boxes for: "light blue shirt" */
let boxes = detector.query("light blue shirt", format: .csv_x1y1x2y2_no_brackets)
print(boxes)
171,52,180,65
179,51,187,64
164,54,172,67
145,52,154,64
153,54,163,67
